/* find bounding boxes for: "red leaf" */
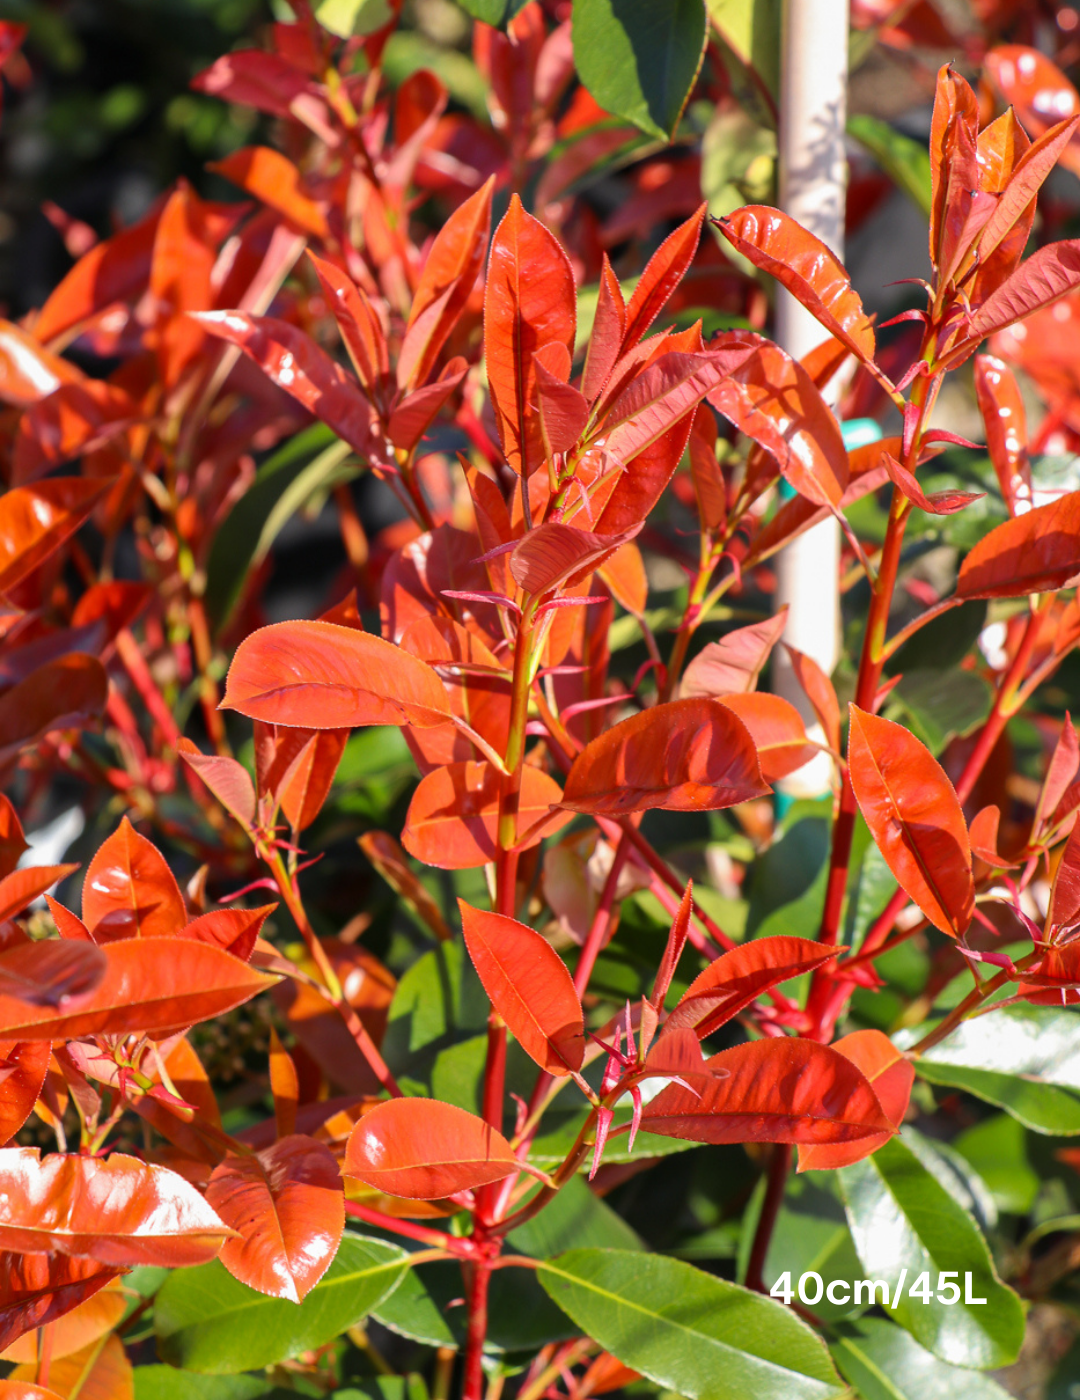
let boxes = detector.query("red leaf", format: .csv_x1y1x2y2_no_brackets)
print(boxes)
797,1030,914,1171
261,726,348,832
601,351,742,464
979,114,1080,266
0,655,107,766
0,1042,50,1146
177,906,274,962
969,805,1017,868
0,1381,64,1398
534,349,589,457
0,797,27,880
688,407,726,531
484,194,576,476
680,611,788,698
596,540,648,615
985,45,1080,173
783,644,841,754
399,177,494,391
561,698,769,815
0,941,105,1009
1049,822,1080,936
0,1253,120,1357
707,341,849,508
0,321,82,408
0,1274,125,1366
715,207,876,366
593,401,698,536
0,866,79,924
387,359,467,450
81,817,186,943
0,1149,232,1267
956,490,1080,598
667,936,842,1038
581,254,626,403
222,620,452,730
0,938,277,1040
191,49,337,145
716,693,817,783
847,706,974,937
206,1136,344,1302
621,205,705,352
402,761,571,869
211,146,328,239
178,741,257,828
965,238,1080,341
509,521,637,597
459,901,584,1075
12,380,137,486
880,449,984,515
308,252,388,396
928,64,980,274
194,312,378,458
0,479,109,596
973,354,1032,517
344,1098,518,1199
641,1037,893,1145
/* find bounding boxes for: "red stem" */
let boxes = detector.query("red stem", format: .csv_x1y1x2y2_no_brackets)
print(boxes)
745,1143,792,1293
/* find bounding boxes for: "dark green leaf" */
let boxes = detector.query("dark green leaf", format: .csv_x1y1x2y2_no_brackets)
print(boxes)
839,1136,1024,1368
507,1175,644,1258
886,601,986,674
886,668,993,755
154,1235,408,1373
831,1317,1012,1400
572,0,707,142
954,1114,1040,1215
537,1248,844,1400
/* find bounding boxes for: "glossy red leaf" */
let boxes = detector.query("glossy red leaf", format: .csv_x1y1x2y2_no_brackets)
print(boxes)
1,1276,125,1365
797,1029,914,1171
484,194,576,476
641,1037,893,1145
223,620,452,730
707,342,848,508
177,906,274,962
716,692,817,783
0,1042,50,1146
459,901,584,1075
269,727,349,832
0,1148,233,1266
308,252,387,395
344,1097,518,1200
847,706,974,937
601,351,740,464
0,1382,64,1399
1048,822,1080,936
191,49,337,144
509,521,636,597
0,797,27,881
880,449,984,515
965,238,1080,341
979,115,1080,268
206,1136,344,1302
688,406,726,531
402,761,570,869
194,311,378,457
399,177,494,391
956,490,1080,598
534,350,589,457
593,401,698,536
0,479,109,596
12,380,136,486
596,540,648,615
81,817,186,943
0,941,105,1009
715,207,876,366
0,937,276,1040
0,1252,120,1356
973,354,1032,517
667,936,842,1039
561,698,769,815
211,146,327,238
621,205,705,352
581,255,626,404
0,322,82,408
968,805,1016,869
32,204,160,345
387,359,468,450
178,741,256,828
928,64,980,273
0,866,78,924
680,612,788,698
0,655,107,766
985,45,1080,174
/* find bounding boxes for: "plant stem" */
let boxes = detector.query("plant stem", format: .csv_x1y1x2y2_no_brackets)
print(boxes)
462,1260,492,1400
745,1143,792,1293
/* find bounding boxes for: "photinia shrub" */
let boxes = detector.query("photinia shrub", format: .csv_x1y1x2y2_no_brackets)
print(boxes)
7,3,1080,1398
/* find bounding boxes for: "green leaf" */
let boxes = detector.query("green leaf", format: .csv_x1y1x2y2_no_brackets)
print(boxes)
507,1175,644,1258
885,668,992,755
529,1103,698,1167
954,1114,1040,1215
704,0,780,100
571,0,707,142
909,1003,1080,1134
316,0,394,35
154,1235,408,1374
831,1317,1013,1400
758,1173,864,1323
537,1248,844,1400
846,114,933,217
885,601,986,675
454,0,508,21
838,1136,1024,1368
337,1381,429,1400
134,1372,276,1400
204,425,354,631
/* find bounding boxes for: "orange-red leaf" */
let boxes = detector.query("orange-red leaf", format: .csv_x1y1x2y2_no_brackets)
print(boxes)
178,741,256,828
965,238,1080,341
177,906,274,962
680,612,788,698
0,1042,50,1146
847,706,973,937
973,354,1032,517
344,1098,517,1199
0,1149,232,1266
667,936,842,1039
1,1275,124,1363
0,796,27,880
509,521,635,597
797,1030,914,1171
0,941,105,1009
0,322,82,408
0,938,276,1040
641,1037,893,1145
0,1253,120,1356
561,698,769,815
211,146,328,238
621,205,705,352
717,693,816,782
0,655,107,766
402,761,570,868
223,620,452,730
784,644,841,754
0,866,79,924
956,490,1080,598
459,901,584,1075
206,1136,344,1302
715,207,876,366
81,817,186,943
0,479,109,596
308,252,388,394
8,1332,132,1400
484,194,576,476
581,254,625,403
